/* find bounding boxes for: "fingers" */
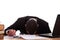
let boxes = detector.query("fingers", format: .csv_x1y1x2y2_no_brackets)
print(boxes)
6,29,16,36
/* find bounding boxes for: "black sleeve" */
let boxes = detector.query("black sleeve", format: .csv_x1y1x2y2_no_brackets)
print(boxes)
43,22,51,33
4,18,22,35
37,18,51,34
39,22,51,34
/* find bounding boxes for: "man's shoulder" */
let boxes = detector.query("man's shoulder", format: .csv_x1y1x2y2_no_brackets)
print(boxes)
25,16,37,18
18,16,37,20
37,18,48,24
18,16,48,24
18,16,26,19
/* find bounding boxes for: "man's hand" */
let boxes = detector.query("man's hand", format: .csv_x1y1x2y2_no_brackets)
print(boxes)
6,29,16,36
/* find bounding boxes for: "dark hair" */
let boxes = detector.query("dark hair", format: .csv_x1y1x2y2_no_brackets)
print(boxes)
25,19,38,34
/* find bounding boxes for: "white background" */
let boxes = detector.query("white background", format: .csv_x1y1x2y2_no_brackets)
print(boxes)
0,0,60,32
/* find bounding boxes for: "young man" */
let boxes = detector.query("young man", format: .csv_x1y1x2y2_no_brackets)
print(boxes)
4,16,51,36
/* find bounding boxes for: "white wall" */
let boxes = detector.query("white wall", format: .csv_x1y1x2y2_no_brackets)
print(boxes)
0,0,60,32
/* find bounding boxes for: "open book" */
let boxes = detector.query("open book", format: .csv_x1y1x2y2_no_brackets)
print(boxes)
0,31,4,34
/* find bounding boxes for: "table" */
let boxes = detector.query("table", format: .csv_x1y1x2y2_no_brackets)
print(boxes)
0,34,60,40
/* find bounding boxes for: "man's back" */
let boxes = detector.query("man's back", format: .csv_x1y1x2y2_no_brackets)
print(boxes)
4,16,51,35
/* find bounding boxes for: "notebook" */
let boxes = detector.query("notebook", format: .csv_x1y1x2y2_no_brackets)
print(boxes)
39,15,60,38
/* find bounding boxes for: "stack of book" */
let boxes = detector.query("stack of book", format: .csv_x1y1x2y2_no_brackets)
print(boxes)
0,24,4,39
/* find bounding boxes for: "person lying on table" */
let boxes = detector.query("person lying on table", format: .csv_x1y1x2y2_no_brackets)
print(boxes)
4,16,51,36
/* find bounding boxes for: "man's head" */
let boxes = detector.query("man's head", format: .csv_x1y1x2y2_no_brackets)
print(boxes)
25,18,39,34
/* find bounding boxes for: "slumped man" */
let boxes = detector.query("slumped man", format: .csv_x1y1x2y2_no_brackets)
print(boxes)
4,16,51,36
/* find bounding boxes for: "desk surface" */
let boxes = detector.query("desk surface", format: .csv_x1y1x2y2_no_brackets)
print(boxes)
0,34,60,40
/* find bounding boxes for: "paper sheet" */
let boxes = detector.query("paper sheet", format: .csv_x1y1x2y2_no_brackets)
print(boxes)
19,35,47,39
4,35,48,40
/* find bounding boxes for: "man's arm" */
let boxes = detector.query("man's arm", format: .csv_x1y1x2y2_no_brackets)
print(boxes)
37,18,51,34
43,22,51,33
4,18,22,35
